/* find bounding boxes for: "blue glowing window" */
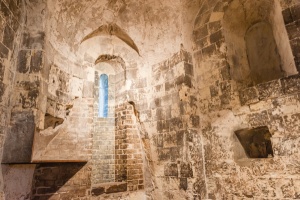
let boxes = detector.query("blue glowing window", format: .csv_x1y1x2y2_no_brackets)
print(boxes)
98,74,108,118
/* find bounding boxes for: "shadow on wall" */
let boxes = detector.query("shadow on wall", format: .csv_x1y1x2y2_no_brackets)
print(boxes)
31,162,89,199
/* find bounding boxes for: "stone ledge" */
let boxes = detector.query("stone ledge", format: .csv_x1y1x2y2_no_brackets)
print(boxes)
91,182,127,196
239,74,300,106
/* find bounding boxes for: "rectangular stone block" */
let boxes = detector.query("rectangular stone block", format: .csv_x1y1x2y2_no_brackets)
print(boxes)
164,163,178,177
193,25,208,41
202,44,217,58
175,75,192,88
179,178,188,190
22,31,45,49
282,8,293,25
286,22,299,40
158,148,171,161
0,42,9,59
210,30,223,44
196,37,209,49
184,62,194,76
17,50,30,73
291,4,300,21
256,80,282,100
0,1,10,19
209,21,222,33
30,50,44,73
91,187,105,196
248,111,269,127
281,74,300,95
180,162,193,178
2,111,35,163
3,25,14,50
239,87,259,105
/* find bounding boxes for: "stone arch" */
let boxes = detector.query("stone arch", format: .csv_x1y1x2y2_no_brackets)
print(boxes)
81,23,140,56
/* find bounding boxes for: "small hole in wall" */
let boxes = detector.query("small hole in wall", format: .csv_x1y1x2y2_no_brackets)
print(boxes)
235,126,274,158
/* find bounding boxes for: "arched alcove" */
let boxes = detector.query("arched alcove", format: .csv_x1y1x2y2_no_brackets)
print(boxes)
92,62,119,184
245,22,283,84
223,0,297,86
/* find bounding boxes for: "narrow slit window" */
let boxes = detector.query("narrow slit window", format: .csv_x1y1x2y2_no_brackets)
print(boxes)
99,74,108,118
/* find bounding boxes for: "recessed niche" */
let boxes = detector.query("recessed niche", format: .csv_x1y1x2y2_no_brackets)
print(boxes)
235,126,274,158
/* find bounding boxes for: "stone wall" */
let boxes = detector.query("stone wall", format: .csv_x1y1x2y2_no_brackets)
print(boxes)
282,2,300,70
115,103,144,192
192,0,300,199
137,50,207,199
92,70,116,184
0,0,23,163
0,0,26,197
2,0,300,199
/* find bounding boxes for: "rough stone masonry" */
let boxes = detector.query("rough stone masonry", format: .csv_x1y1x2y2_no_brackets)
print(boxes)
1,0,300,199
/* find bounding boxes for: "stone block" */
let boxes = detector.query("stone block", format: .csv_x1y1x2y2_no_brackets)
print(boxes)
17,50,31,73
256,80,282,100
193,25,208,41
180,162,193,178
184,62,193,76
22,31,45,49
239,87,259,105
210,84,219,97
164,163,178,177
248,111,269,127
0,42,9,59
152,60,168,74
165,81,174,92
175,75,192,88
0,1,10,19
8,0,19,17
158,148,171,161
0,82,6,102
30,50,44,73
282,8,293,25
3,25,14,50
194,6,209,28
170,147,180,162
290,38,300,58
106,183,127,193
163,131,177,148
156,120,164,133
179,178,188,190
220,65,231,80
190,115,200,128
91,187,105,196
286,22,299,40
202,44,217,58
209,21,222,33
281,74,300,95
169,117,184,131
2,111,35,163
291,4,300,21
83,81,93,98
196,37,209,49
210,30,223,44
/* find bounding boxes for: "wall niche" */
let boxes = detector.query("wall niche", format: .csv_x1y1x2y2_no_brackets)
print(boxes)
235,126,274,159
223,0,297,86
